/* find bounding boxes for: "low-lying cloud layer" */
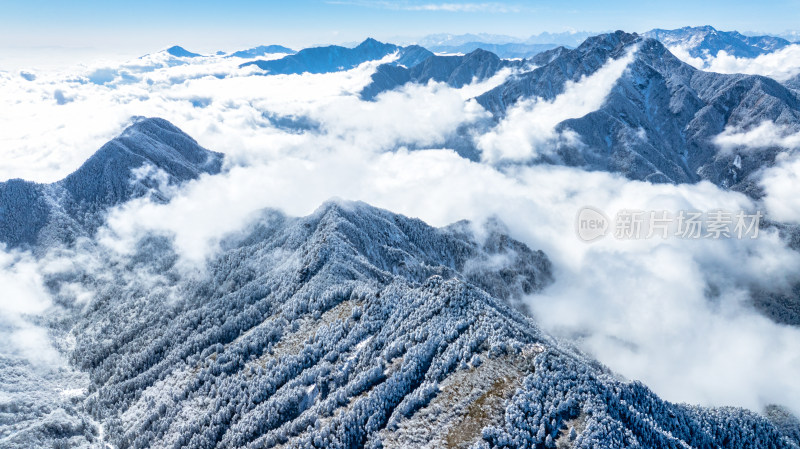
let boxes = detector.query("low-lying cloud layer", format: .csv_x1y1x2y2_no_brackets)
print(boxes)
714,120,800,153
669,43,800,82
3,46,800,417
478,47,637,163
761,153,800,224
712,120,800,223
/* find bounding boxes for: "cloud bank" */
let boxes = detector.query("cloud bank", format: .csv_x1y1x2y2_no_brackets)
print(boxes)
669,44,800,82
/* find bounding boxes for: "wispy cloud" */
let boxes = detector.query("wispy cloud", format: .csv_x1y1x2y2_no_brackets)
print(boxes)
326,0,523,13
713,120,800,154
669,43,800,82
478,46,638,163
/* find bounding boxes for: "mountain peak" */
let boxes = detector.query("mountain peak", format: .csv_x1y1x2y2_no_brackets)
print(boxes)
165,45,201,58
683,25,717,32
0,118,224,249
65,117,224,203
644,26,791,58
241,38,399,74
464,47,499,58
355,37,394,51
578,30,640,51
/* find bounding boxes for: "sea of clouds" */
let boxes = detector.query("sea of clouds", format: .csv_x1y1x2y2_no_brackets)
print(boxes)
2,44,800,418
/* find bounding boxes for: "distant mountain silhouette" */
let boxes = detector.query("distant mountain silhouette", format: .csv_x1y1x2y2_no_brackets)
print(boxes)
227,45,296,59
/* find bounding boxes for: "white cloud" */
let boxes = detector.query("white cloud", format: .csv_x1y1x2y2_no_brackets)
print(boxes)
712,121,800,223
478,46,637,163
669,44,800,83
0,249,63,367
714,121,800,153
761,153,800,224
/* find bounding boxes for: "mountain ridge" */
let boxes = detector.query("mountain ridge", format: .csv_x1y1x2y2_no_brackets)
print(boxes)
227,45,296,59
475,31,800,189
31,196,800,449
240,38,410,75
643,25,793,58
0,117,223,250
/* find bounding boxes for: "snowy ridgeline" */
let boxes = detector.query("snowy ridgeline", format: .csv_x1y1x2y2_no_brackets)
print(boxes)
0,119,798,448
475,31,800,189
0,118,223,250
5,198,796,448
0,202,796,448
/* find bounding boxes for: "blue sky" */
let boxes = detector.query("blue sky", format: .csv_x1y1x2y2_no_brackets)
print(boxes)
1,0,798,63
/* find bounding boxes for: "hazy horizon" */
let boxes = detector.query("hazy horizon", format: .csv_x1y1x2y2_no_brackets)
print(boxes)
2,0,799,70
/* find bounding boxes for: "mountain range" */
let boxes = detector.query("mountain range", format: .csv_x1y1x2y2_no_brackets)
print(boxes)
407,26,793,59
159,25,796,66
3,120,799,448
414,31,596,49
423,42,559,59
239,38,431,75
361,46,569,100
227,45,296,59
241,31,799,192
476,31,800,191
643,25,793,57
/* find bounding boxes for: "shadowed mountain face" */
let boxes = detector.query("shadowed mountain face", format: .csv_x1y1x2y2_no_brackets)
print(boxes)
393,44,434,67
240,38,417,75
360,49,526,100
0,117,223,250
476,31,800,188
644,25,792,58
360,46,571,101
166,46,203,58
227,45,296,59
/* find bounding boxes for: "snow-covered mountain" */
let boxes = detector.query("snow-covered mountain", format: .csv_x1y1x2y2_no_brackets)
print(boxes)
230,30,800,193
644,25,792,57
360,46,568,100
2,120,799,448
239,38,426,75
360,49,521,100
476,31,800,190
524,31,597,47
0,118,223,250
